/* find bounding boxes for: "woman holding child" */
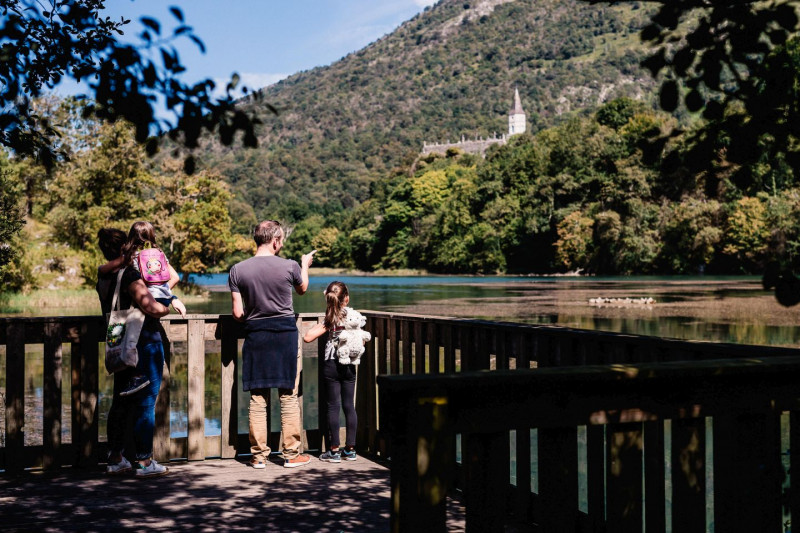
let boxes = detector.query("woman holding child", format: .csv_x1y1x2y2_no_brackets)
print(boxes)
96,222,184,478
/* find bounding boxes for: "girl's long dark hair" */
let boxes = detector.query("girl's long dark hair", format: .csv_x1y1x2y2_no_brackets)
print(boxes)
121,221,158,266
324,281,349,329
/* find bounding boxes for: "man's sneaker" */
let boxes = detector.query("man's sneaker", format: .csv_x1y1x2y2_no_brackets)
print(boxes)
120,375,150,397
250,458,267,469
284,453,311,468
319,450,341,463
342,448,357,461
135,459,169,478
106,456,132,475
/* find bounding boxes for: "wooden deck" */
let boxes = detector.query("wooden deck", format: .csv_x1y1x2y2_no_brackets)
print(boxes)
0,454,466,532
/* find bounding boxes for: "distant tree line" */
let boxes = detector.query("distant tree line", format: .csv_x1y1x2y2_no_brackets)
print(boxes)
289,88,800,275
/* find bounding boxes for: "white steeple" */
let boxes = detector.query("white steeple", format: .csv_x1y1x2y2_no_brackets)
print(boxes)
508,87,526,135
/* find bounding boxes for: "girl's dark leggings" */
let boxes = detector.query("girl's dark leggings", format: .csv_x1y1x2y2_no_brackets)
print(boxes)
322,358,357,449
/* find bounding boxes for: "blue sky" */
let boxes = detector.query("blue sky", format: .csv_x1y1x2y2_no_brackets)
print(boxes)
58,0,437,100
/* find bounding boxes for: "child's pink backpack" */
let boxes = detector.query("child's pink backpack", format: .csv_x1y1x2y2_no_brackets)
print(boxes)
137,242,170,284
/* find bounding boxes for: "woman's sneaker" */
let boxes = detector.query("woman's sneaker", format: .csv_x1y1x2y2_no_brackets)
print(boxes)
106,456,132,475
135,459,169,478
341,448,357,461
319,450,341,463
120,375,150,397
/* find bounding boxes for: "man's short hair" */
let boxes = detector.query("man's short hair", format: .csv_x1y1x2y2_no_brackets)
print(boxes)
253,220,283,246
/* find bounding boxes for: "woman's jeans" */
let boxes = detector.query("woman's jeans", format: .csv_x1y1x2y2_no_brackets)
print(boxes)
322,358,357,449
107,341,164,461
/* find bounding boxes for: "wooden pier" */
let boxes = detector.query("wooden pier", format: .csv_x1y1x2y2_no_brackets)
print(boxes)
3,312,800,531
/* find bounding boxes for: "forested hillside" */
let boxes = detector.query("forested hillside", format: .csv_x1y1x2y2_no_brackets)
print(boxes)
199,0,656,223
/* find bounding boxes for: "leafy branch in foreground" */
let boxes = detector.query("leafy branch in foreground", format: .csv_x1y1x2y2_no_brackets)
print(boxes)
0,0,269,170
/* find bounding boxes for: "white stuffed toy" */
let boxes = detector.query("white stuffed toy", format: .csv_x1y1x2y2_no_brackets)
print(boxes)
336,307,372,365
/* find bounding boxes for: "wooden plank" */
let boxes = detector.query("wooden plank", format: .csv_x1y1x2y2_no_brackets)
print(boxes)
400,320,412,375
43,322,63,470
428,322,440,375
414,320,425,374
220,318,238,459
537,426,579,532
315,315,330,451
671,417,705,533
517,332,530,370
474,326,489,371
643,420,666,533
187,319,206,460
376,318,387,375
5,322,25,472
459,326,474,372
586,424,606,531
606,423,643,533
153,322,171,462
389,318,400,375
360,316,377,453
76,320,100,467
443,323,455,374
463,431,508,533
495,329,508,371
714,410,783,532
514,427,532,525
791,411,800,530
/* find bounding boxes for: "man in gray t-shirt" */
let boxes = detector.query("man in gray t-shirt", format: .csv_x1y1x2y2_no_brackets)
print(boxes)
229,255,302,320
229,220,315,469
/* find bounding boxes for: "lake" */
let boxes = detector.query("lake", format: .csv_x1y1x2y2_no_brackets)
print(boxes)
186,274,800,347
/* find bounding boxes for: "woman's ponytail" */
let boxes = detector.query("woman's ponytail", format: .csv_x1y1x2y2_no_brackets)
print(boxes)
324,281,349,329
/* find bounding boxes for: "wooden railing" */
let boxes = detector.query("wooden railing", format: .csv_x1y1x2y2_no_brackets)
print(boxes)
3,312,800,532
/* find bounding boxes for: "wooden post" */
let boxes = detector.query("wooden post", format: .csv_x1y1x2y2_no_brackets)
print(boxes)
360,316,377,453
606,423,643,533
463,431,509,533
387,390,451,533
43,322,63,470
538,426,579,533
414,320,425,374
495,329,508,371
643,420,666,533
220,317,239,459
316,315,329,451
400,319,412,375
671,417,705,533
5,322,25,473
187,319,205,460
586,424,606,531
714,411,783,532
515,333,532,519
443,323,455,374
153,321,172,461
75,320,99,467
390,318,400,375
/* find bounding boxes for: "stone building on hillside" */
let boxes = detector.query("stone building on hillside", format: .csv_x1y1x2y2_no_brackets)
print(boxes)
421,88,526,157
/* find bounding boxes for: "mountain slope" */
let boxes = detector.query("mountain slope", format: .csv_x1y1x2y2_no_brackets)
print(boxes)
199,0,657,222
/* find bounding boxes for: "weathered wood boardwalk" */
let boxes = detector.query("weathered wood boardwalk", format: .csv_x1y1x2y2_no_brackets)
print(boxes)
0,454,466,532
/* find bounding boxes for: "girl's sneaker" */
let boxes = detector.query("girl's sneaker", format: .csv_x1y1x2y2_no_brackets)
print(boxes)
319,450,341,463
341,448,357,461
135,459,169,478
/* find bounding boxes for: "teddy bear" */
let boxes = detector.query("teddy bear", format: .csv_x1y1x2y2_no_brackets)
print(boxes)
336,307,372,365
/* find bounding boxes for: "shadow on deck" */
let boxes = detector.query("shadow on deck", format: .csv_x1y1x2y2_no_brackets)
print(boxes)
0,454,467,532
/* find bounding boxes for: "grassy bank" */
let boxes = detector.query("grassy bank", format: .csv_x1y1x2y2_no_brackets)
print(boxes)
0,287,210,316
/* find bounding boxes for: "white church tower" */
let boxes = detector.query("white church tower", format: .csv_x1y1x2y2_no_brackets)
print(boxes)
508,87,526,135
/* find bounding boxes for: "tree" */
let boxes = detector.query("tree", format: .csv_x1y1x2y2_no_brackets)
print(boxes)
0,0,263,169
0,163,27,290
